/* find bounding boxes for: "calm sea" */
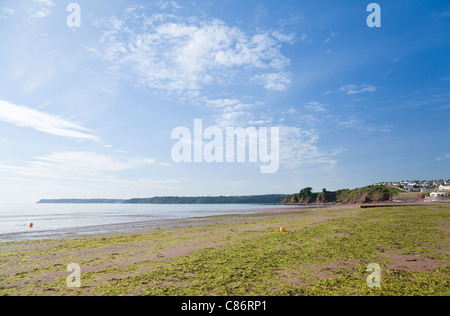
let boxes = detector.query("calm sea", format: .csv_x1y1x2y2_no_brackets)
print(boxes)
0,203,295,242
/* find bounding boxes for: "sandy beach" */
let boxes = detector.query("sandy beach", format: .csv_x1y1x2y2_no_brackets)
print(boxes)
1,204,449,296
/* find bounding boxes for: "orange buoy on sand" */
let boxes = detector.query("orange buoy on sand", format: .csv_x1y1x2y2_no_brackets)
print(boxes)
279,226,286,233
29,223,34,229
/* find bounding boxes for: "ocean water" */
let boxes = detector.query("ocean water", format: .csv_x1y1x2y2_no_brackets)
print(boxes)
0,203,294,242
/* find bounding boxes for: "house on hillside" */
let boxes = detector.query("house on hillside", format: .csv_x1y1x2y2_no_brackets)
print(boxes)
421,186,437,192
404,183,420,192
439,185,450,192
430,192,449,201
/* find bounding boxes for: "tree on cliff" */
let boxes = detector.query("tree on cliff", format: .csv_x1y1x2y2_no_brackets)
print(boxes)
298,187,314,202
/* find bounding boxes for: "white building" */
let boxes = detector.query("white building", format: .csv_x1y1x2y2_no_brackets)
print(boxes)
439,185,450,192
430,192,449,201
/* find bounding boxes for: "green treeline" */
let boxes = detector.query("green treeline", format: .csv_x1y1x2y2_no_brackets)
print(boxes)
123,195,287,204
37,195,287,204
283,185,402,204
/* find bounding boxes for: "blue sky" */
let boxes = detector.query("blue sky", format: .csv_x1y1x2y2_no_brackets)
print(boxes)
0,0,449,202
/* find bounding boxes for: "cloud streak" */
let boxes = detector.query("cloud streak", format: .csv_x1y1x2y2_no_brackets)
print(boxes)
0,151,178,194
339,84,377,95
31,0,55,19
0,151,160,180
436,153,450,161
0,100,99,140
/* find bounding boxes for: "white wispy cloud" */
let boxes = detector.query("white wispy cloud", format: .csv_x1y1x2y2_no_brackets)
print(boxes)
0,100,98,140
253,72,292,91
279,126,339,169
93,9,293,94
32,9,50,19
284,107,298,115
33,151,156,172
0,152,177,193
155,1,182,10
437,6,450,18
0,151,160,180
323,31,338,45
436,153,450,161
33,0,55,7
337,116,393,133
1,6,14,15
271,31,295,44
31,0,55,18
254,4,268,24
304,101,327,112
339,84,377,95
200,97,258,127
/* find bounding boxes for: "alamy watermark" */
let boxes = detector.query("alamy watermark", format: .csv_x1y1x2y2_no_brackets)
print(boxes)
67,263,81,288
366,263,381,288
367,3,381,28
171,119,280,174
66,3,81,28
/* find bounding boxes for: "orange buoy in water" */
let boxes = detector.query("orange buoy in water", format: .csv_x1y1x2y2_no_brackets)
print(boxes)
280,226,286,233
29,223,33,229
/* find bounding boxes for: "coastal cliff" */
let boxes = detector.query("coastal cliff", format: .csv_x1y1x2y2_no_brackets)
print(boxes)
282,185,402,204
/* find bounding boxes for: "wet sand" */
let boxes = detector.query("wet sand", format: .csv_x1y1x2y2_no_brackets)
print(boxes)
0,205,330,242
